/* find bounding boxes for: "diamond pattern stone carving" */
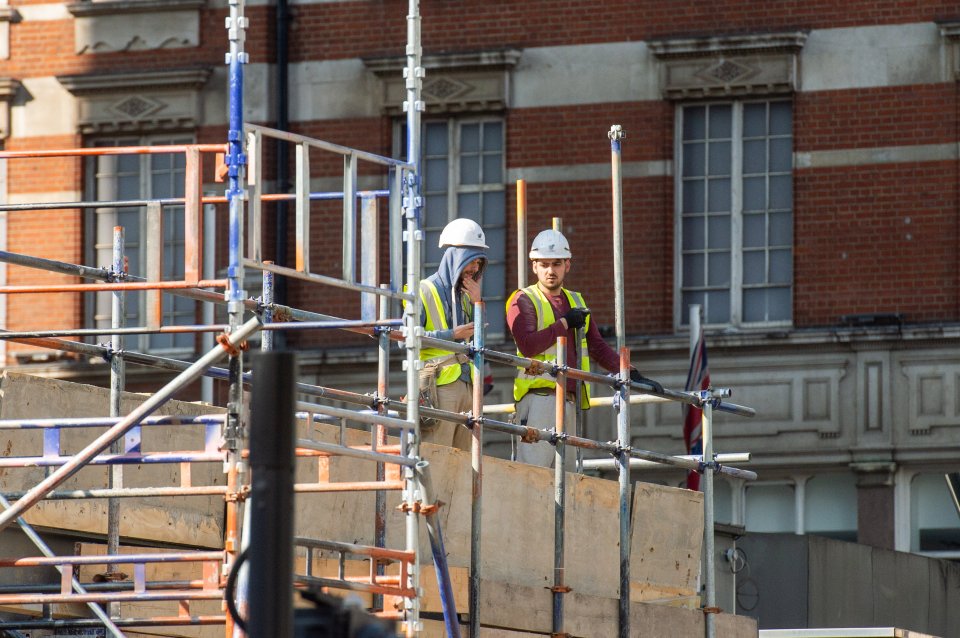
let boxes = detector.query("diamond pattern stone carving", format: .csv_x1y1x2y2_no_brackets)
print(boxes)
111,95,162,119
423,76,470,101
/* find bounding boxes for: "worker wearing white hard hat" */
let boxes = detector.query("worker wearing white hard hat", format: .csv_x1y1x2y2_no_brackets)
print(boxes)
438,217,488,249
411,218,488,450
506,228,664,468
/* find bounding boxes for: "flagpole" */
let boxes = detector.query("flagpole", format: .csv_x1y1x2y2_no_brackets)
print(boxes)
690,304,717,638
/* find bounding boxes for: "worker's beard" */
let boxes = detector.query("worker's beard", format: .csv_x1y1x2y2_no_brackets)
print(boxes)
538,277,563,293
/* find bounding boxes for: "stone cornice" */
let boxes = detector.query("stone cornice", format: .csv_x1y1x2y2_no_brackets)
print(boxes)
364,49,522,76
57,68,212,96
648,31,808,59
67,0,205,17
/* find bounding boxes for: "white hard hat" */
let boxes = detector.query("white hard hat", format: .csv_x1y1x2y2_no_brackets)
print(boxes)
438,218,488,249
529,229,571,259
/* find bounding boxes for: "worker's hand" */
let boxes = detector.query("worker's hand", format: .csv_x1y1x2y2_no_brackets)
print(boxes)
562,308,589,330
453,322,475,341
630,369,664,394
461,275,482,304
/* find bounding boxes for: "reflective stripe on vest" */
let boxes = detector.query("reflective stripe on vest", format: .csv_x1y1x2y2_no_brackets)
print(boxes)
420,280,466,387
507,285,591,408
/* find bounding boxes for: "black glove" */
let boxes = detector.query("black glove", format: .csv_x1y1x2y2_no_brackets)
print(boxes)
630,369,664,394
563,308,589,329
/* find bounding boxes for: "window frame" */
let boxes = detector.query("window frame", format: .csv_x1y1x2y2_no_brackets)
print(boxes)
83,133,198,356
395,115,508,342
673,98,794,332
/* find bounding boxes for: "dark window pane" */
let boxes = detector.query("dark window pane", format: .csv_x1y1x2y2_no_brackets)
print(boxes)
484,190,506,226
683,180,705,213
683,253,705,287
743,213,765,248
483,122,503,151
743,176,766,212
769,248,792,284
743,103,767,137
743,250,765,284
769,137,792,172
461,123,480,152
458,192,480,219
425,122,448,155
482,154,502,184
743,288,765,322
769,211,792,245
709,105,732,138
743,139,767,174
770,102,792,135
425,194,448,227
682,215,705,250
708,141,731,175
707,251,731,286
769,175,792,210
707,178,730,212
707,214,731,249
706,290,730,323
683,106,706,140
769,286,792,321
683,142,706,177
425,157,448,191
461,155,479,185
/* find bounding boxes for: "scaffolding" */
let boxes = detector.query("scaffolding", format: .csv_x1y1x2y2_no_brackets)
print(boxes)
0,1,758,637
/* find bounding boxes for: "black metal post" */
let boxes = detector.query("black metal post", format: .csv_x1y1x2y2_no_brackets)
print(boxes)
247,351,298,638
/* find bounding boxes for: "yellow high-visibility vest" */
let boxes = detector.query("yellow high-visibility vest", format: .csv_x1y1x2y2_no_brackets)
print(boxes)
419,279,468,387
506,285,590,408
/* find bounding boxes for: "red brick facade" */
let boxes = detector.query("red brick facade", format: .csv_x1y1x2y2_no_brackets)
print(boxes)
0,1,959,347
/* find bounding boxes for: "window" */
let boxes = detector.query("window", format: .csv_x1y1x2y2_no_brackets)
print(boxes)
677,100,793,328
910,473,960,556
745,482,796,533
86,136,196,353
400,118,507,340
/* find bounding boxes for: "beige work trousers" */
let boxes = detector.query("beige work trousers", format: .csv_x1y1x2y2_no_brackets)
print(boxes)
421,379,474,451
515,391,577,468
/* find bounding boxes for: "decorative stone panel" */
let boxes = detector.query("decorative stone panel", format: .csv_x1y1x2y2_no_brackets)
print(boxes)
57,69,211,134
648,32,807,98
68,0,204,55
365,50,521,115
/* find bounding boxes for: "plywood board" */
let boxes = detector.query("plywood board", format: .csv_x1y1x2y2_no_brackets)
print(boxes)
293,423,704,601
0,372,226,547
630,481,704,596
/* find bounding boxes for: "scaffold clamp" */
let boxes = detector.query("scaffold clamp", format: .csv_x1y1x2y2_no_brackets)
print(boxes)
216,333,249,357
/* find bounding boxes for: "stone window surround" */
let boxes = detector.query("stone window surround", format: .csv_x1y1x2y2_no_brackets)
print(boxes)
648,31,808,99
364,49,521,116
57,68,211,135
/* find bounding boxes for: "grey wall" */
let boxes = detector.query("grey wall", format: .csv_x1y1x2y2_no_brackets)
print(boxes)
737,533,960,635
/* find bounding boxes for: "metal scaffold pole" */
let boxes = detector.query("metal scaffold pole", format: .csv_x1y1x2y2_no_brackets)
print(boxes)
703,395,717,638
609,124,626,352
224,0,249,633
403,0,424,635
616,347,632,638
106,225,125,613
552,336,568,636
470,302,485,638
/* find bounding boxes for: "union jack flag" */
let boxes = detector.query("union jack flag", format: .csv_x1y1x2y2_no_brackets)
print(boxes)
683,328,710,491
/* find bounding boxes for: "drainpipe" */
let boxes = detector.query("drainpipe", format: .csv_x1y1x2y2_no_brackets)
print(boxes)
274,0,290,316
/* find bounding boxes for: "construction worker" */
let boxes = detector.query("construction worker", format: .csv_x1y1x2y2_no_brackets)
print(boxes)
415,218,487,450
506,228,663,467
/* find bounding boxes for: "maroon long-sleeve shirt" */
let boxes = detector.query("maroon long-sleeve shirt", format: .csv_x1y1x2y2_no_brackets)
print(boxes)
506,287,621,393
